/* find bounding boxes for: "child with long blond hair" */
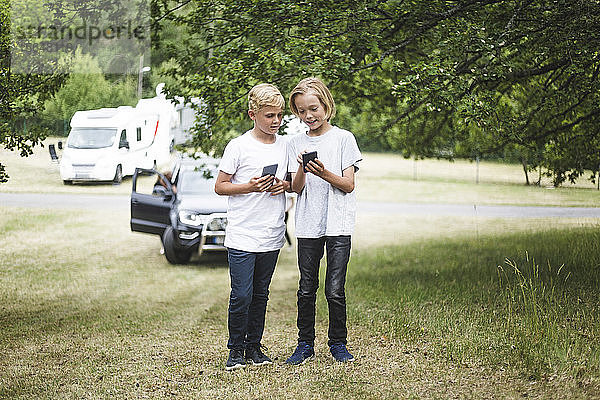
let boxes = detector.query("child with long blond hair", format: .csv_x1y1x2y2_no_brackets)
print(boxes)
285,77,362,364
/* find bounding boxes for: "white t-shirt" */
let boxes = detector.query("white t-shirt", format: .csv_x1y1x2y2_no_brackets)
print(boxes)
218,131,288,252
287,126,362,238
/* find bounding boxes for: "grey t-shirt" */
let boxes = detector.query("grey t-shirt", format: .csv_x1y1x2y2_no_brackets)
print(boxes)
287,126,362,238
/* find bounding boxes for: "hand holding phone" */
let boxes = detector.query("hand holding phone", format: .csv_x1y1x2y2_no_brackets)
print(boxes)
261,163,277,189
302,151,317,173
267,177,286,195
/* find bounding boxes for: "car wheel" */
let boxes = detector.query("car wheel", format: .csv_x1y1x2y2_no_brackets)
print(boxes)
113,165,123,184
162,226,192,264
63,180,72,185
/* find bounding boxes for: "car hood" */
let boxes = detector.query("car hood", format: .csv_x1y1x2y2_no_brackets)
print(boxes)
176,194,228,214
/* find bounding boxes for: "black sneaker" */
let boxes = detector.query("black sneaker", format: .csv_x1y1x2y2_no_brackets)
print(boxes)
329,342,355,362
225,349,246,371
285,341,315,365
245,345,273,366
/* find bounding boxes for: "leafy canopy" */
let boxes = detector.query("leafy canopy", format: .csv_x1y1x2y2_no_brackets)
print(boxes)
157,0,600,185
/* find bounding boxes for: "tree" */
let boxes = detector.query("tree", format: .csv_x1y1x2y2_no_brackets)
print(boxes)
409,0,600,185
1,0,143,182
0,0,67,182
155,0,514,156
153,0,600,187
42,49,137,132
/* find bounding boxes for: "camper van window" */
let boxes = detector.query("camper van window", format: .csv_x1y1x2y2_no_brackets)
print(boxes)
136,127,142,141
67,128,117,149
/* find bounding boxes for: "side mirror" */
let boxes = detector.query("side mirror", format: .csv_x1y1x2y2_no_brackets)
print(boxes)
152,186,168,196
119,140,130,149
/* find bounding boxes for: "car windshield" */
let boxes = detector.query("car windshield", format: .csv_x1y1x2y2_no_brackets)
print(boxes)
67,128,117,149
178,170,217,195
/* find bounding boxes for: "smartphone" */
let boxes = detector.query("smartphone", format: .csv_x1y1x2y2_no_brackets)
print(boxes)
261,163,277,188
302,151,318,173
261,163,278,177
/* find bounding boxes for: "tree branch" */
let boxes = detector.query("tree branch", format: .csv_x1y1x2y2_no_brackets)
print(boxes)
154,0,193,24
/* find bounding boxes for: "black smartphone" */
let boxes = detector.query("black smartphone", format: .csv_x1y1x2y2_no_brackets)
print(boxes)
261,163,278,177
261,163,277,188
302,151,318,173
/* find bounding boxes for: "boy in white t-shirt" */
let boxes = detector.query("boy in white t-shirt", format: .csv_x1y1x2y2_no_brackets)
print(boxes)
285,77,362,365
215,83,290,371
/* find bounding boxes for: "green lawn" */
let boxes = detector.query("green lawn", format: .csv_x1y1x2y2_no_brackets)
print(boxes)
358,153,600,206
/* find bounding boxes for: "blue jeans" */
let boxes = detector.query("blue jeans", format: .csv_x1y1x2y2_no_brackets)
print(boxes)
227,247,279,350
296,236,351,347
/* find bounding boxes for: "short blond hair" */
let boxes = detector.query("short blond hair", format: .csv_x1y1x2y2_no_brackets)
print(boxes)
289,77,336,121
248,83,285,112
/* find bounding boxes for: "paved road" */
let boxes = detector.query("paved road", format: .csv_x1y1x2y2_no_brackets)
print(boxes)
0,192,130,210
2,192,600,218
358,201,600,218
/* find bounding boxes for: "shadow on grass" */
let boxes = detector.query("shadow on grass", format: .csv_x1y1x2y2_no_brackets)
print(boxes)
0,256,230,345
196,252,229,266
351,226,600,301
0,288,228,346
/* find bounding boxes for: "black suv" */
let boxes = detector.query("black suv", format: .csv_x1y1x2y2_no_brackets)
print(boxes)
130,157,227,264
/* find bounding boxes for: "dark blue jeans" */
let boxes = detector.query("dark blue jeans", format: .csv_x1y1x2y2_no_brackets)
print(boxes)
227,248,279,350
296,236,351,347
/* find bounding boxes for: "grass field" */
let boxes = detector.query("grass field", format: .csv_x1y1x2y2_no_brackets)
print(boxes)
3,138,600,206
358,153,600,206
1,140,600,399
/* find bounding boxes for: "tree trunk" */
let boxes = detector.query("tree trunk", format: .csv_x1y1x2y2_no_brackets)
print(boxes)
521,157,530,185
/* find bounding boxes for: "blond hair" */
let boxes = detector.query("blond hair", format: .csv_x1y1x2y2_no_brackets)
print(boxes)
248,83,285,112
289,77,336,121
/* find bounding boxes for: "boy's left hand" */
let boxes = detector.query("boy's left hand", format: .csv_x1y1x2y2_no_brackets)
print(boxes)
267,177,288,195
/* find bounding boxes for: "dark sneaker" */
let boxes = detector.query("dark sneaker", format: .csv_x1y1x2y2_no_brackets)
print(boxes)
285,341,315,365
245,345,273,366
329,343,355,362
225,349,246,371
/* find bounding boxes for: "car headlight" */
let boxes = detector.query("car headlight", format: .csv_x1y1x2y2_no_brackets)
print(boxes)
207,217,227,231
178,210,205,227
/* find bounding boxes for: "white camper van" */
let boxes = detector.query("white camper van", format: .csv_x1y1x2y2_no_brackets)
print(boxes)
59,105,164,184
59,85,184,184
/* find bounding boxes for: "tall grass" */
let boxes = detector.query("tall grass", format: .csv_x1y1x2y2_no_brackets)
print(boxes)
498,253,570,336
348,228,600,380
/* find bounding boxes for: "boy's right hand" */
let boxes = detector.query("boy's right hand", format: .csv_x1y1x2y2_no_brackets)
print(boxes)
248,175,275,192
